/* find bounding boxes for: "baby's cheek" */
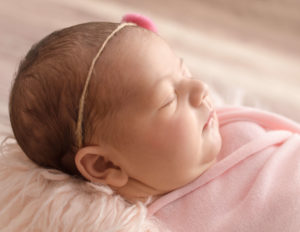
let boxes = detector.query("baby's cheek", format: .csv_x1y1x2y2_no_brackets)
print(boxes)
145,114,198,155
169,120,189,140
164,119,197,152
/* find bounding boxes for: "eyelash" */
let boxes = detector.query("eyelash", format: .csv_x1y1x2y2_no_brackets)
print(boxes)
164,91,177,108
162,58,186,109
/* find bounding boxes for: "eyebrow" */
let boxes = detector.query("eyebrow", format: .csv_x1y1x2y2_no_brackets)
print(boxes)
153,57,183,87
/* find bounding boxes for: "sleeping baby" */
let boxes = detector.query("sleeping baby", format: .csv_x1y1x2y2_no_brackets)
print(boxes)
8,14,300,231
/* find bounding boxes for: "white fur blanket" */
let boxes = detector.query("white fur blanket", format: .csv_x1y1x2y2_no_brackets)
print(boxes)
0,136,165,232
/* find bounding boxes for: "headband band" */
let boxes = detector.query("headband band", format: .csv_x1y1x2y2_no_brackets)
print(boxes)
75,14,157,149
75,22,136,149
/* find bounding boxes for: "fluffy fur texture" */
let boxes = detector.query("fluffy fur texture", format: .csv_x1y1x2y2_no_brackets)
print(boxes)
0,135,167,232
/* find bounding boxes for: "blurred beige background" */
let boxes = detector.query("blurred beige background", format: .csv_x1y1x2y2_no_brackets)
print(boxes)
1,0,299,133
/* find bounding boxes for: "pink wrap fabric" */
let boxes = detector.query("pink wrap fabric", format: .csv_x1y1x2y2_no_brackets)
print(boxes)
147,106,300,232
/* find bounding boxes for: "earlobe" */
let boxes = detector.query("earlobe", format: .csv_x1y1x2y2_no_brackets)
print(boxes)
75,146,128,187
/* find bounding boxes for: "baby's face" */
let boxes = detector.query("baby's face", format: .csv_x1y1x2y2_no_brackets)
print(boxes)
101,28,222,194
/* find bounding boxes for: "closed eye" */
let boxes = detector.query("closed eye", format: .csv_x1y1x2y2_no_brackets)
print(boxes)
163,97,176,107
161,91,177,109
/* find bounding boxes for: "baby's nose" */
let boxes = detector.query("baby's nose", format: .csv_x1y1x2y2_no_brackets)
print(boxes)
189,79,208,108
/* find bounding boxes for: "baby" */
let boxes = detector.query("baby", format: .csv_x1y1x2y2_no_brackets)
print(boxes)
8,14,300,232
9,15,221,203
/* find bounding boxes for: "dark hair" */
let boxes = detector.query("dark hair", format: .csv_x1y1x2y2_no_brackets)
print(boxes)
9,22,125,176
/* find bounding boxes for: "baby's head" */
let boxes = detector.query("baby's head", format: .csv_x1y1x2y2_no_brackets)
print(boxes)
9,17,222,202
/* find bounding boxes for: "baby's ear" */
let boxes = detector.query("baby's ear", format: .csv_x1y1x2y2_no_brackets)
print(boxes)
75,146,128,187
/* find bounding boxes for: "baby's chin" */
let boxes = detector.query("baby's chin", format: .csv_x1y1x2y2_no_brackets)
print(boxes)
176,158,218,192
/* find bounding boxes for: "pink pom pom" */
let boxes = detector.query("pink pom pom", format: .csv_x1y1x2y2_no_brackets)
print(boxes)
122,13,158,33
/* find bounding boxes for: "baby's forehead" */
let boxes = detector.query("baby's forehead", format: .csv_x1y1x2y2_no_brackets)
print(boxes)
92,26,180,108
109,28,178,81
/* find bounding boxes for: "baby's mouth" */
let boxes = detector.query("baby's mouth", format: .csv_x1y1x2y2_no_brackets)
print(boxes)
202,94,215,130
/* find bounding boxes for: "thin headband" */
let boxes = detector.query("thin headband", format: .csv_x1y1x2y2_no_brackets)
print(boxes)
75,22,136,149
75,14,158,149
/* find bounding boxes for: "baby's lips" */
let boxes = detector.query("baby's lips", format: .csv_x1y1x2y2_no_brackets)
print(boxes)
122,13,158,33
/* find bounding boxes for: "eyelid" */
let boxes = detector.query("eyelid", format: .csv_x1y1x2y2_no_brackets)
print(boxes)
163,95,176,107
161,91,177,108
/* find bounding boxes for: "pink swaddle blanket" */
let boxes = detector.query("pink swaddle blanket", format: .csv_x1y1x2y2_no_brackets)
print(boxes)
148,106,300,232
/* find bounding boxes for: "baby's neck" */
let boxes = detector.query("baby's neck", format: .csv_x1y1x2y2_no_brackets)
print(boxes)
114,158,218,204
113,178,168,205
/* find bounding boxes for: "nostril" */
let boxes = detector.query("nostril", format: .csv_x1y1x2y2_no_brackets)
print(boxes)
199,89,208,104
190,91,207,107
